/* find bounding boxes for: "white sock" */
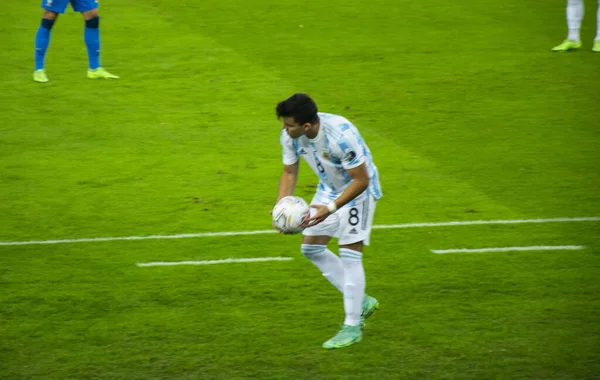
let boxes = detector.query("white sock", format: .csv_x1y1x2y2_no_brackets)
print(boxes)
340,248,365,326
567,0,584,42
301,244,344,293
596,0,600,41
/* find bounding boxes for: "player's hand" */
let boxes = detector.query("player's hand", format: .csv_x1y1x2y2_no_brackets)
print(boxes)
269,210,281,231
304,204,330,228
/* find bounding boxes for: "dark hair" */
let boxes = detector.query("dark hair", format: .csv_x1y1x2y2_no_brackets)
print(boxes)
276,93,319,125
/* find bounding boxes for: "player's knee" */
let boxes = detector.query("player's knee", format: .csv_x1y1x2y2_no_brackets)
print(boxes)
340,241,363,253
42,10,58,21
85,16,100,29
83,8,99,20
301,244,326,259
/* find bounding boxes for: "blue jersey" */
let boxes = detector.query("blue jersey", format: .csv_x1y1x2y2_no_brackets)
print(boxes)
281,112,382,205
41,0,98,13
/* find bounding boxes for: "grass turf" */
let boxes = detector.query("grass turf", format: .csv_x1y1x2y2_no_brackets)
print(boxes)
1,0,599,378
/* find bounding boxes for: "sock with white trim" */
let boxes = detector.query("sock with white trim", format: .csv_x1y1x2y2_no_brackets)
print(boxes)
596,0,600,41
339,248,366,326
567,0,584,42
301,244,344,293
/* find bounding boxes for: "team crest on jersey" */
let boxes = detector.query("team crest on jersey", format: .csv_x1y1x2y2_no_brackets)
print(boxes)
322,152,330,160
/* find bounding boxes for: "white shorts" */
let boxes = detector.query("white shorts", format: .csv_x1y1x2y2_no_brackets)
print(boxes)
303,195,377,246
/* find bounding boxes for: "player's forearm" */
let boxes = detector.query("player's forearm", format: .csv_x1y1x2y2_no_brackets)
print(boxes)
330,178,369,210
277,171,297,201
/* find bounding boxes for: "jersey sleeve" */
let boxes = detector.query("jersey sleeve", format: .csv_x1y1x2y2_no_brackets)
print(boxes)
280,130,299,165
338,126,365,170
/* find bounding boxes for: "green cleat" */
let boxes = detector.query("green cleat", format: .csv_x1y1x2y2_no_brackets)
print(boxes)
87,67,119,79
322,324,363,349
593,41,600,52
33,69,49,83
551,39,582,52
360,295,379,327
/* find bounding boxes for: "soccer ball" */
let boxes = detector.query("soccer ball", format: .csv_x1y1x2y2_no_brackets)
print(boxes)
272,196,310,234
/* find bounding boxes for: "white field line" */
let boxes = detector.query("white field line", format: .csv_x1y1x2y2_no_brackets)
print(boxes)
0,230,277,246
0,216,599,247
432,245,586,254
373,217,600,229
137,257,293,267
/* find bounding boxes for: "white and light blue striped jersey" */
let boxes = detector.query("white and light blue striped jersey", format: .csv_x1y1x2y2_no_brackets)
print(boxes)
280,112,382,205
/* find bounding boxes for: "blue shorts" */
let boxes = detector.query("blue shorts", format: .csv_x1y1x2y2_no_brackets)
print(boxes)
41,0,99,13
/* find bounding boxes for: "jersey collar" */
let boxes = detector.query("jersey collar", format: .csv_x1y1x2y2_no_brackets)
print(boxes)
308,123,323,143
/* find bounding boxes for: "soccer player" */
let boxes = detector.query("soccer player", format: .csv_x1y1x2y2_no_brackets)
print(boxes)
33,0,119,83
552,0,600,52
274,93,382,349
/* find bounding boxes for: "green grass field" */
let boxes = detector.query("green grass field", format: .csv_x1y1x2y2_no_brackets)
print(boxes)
1,0,600,379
